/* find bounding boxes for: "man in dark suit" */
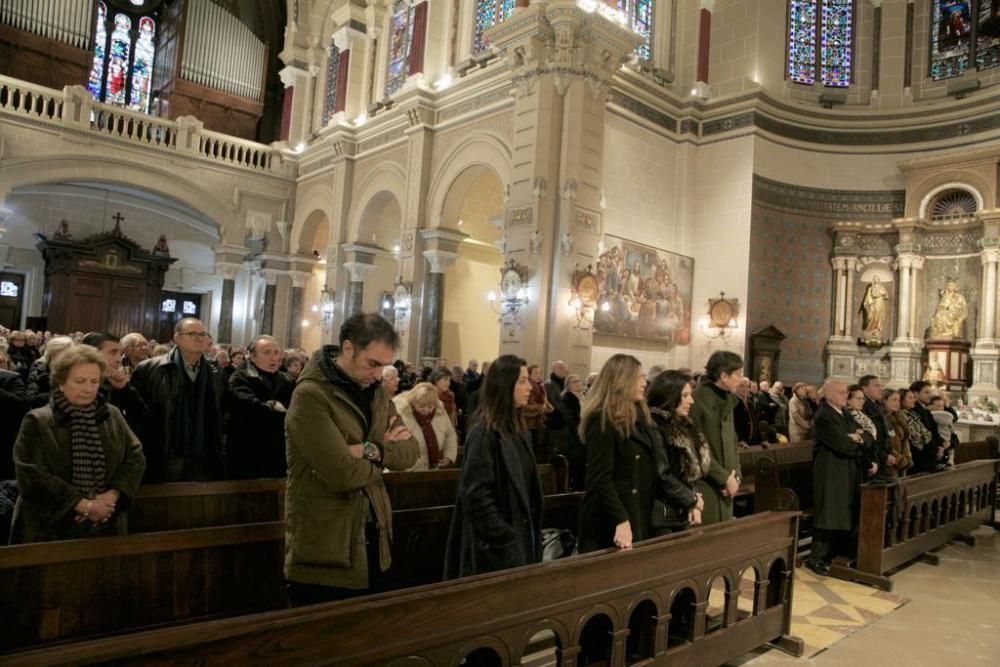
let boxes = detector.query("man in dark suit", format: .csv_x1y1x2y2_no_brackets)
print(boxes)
733,377,760,446
909,380,943,473
807,378,876,575
859,374,894,474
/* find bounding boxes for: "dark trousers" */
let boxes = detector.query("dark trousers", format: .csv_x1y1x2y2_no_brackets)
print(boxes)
811,528,854,565
286,522,382,607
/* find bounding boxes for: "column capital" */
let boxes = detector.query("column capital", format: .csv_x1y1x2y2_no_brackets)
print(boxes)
699,0,716,11
278,64,311,88
895,253,925,270
332,23,367,52
420,227,468,254
422,249,458,274
289,271,312,288
261,269,282,285
982,248,1000,265
340,243,380,265
216,262,242,281
343,262,377,282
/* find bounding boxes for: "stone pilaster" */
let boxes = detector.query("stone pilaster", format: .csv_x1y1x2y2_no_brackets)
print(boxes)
484,1,642,375
341,244,378,316
215,261,241,345
289,271,311,349
888,252,925,387
969,215,1000,402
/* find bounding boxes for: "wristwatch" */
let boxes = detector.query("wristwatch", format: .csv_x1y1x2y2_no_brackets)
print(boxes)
362,440,381,461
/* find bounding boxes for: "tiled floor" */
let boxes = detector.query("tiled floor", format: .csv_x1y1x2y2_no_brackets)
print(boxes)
737,523,1000,666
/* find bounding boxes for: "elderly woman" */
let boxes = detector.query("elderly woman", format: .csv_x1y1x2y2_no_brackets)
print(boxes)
10,344,146,544
393,382,458,470
26,336,75,408
6,330,35,380
381,365,400,397
429,367,458,427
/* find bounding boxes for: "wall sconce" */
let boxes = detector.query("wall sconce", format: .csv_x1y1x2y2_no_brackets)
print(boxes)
487,259,530,320
699,291,740,341
320,284,335,326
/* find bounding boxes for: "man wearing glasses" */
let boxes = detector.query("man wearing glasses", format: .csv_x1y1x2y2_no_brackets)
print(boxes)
130,318,226,482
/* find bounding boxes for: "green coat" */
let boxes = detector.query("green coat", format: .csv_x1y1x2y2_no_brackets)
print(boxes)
689,382,739,525
283,353,418,590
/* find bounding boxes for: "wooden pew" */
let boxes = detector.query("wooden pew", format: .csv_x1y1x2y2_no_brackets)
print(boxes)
0,491,583,656
829,459,1000,591
127,459,569,533
129,479,285,533
954,436,999,464
6,512,804,667
0,522,286,654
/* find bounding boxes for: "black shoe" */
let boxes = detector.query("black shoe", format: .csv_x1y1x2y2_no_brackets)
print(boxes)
805,560,830,576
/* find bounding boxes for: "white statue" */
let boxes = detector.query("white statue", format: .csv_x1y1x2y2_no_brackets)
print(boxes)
530,230,542,255
860,276,889,339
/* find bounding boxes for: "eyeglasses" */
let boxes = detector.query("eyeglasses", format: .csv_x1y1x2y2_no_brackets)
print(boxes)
179,332,211,339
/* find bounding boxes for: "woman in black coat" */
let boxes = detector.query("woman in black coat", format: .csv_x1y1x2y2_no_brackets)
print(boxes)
444,355,543,579
560,374,585,491
578,354,658,553
647,370,710,535
225,336,294,479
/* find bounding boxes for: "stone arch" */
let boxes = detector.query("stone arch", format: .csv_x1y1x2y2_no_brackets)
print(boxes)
347,163,407,245
913,177,990,218
426,131,512,231
295,208,331,256
0,154,234,230
291,183,335,255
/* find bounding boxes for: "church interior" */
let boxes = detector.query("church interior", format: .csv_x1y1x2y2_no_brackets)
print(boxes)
1,0,999,665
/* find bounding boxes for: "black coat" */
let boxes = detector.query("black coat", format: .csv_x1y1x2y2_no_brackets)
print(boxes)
544,376,566,429
733,398,760,444
0,369,28,480
578,411,659,553
103,381,149,441
560,392,585,490
444,423,543,579
650,409,708,533
25,359,52,408
862,397,892,467
129,352,226,482
226,364,294,479
911,402,942,473
812,402,863,531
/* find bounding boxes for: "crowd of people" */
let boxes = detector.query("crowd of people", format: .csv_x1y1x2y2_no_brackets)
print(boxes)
0,314,966,605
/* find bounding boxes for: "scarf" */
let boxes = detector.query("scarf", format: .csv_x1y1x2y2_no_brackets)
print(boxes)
849,409,877,439
171,348,211,458
650,408,712,483
52,387,108,497
414,410,442,466
902,409,931,451
315,345,378,428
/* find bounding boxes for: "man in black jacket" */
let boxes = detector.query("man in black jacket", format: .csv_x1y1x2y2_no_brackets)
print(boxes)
909,380,943,473
82,331,149,438
733,377,760,446
130,318,226,482
0,353,28,480
807,379,874,575
226,335,294,479
858,374,894,474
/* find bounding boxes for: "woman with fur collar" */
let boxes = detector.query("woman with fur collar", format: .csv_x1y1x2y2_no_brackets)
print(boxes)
647,370,710,535
393,382,458,471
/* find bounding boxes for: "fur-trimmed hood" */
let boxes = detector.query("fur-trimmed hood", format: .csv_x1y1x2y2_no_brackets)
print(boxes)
650,408,712,483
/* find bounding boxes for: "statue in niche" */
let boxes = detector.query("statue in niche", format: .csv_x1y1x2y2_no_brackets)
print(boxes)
860,276,889,342
153,235,170,256
930,280,969,339
53,220,71,240
758,356,772,384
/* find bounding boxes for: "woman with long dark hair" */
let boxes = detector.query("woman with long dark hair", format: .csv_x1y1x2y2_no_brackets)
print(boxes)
647,370,709,535
444,355,543,579
578,354,658,552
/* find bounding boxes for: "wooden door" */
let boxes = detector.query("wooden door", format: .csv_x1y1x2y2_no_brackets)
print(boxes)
66,276,110,334
107,279,146,337
0,272,24,329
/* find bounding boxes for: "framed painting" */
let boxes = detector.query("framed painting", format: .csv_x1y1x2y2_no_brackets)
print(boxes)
593,236,694,343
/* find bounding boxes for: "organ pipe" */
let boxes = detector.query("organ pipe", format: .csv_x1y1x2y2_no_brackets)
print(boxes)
0,0,90,50
178,0,265,101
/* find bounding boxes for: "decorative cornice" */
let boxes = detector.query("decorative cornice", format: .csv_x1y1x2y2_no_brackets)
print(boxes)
753,176,905,220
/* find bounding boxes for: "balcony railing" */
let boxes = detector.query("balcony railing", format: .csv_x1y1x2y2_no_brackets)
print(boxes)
0,76,290,176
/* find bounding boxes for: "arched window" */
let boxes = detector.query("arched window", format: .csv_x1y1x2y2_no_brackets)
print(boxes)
473,0,517,54
929,1,1000,80
386,0,416,96
787,0,854,87
88,1,158,113
618,0,654,61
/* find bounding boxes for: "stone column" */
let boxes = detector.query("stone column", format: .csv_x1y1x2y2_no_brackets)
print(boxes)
826,254,859,379
331,22,368,123
341,244,378,316
889,252,924,387
694,0,714,98
419,228,464,366
288,276,306,349
843,257,857,338
969,218,1000,402
215,261,242,344
484,2,642,375
260,269,281,336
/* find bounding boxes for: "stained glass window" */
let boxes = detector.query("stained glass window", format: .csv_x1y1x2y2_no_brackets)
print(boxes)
183,301,197,315
322,43,341,126
88,4,158,112
930,1,973,79
473,0,517,54
978,0,1000,70
787,1,854,86
385,0,415,97
617,0,654,60
107,14,132,106
161,299,176,313
88,2,107,99
0,281,18,298
128,16,155,112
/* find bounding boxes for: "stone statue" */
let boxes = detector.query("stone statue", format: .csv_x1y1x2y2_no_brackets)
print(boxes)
758,357,771,384
53,220,71,240
930,280,969,339
922,361,945,387
153,235,170,255
860,276,889,339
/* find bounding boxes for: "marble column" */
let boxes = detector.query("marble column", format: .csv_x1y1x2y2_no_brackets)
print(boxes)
843,257,857,338
694,0,714,98
969,245,1000,402
342,262,375,315
215,262,241,344
826,255,860,378
288,271,311,349
419,248,458,364
980,250,999,341
889,252,924,386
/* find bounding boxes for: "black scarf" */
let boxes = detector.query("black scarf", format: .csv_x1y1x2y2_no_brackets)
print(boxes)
314,345,378,428
51,387,108,497
172,348,210,458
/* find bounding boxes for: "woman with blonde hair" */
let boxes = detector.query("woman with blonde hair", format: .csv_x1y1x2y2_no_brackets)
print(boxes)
393,382,458,471
26,336,75,408
578,354,658,552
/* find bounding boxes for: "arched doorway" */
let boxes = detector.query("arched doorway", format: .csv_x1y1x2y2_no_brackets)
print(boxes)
296,208,330,353
438,166,503,368
353,190,403,314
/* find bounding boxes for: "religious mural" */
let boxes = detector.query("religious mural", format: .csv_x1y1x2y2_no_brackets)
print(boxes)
592,236,693,344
